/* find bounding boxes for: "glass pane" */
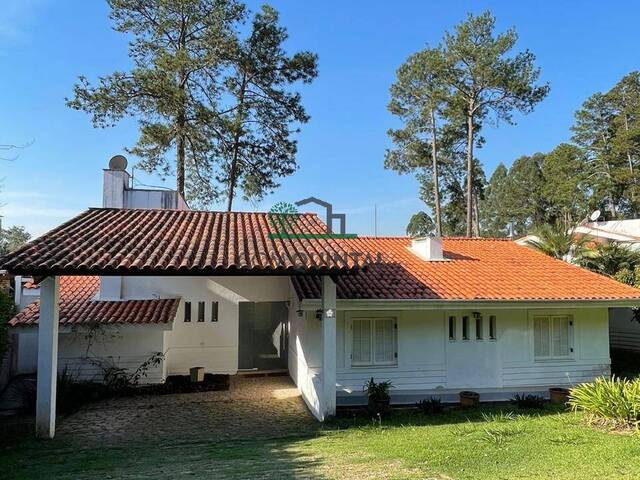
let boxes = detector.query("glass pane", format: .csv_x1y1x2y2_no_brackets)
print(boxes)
534,316,550,357
462,316,469,340
449,316,456,340
198,301,205,322
374,319,394,363
489,316,496,340
184,302,191,322
553,316,570,356
476,316,483,340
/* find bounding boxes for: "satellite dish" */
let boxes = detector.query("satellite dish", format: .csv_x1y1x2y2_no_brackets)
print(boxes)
589,209,601,222
108,154,128,171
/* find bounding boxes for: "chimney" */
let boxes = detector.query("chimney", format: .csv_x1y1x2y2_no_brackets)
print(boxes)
409,237,445,261
103,155,130,208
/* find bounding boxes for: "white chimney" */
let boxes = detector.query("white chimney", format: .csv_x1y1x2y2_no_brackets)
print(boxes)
103,155,131,208
409,237,445,261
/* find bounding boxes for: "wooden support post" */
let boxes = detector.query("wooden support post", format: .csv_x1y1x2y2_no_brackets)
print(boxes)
321,275,337,420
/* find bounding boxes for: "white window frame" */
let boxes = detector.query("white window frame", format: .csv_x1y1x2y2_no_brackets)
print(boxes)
532,314,574,361
350,317,398,367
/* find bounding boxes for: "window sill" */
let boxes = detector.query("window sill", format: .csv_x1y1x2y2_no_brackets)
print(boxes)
534,357,575,363
350,364,398,369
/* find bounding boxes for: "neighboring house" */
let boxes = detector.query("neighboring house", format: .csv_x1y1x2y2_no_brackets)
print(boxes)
517,220,640,352
3,160,640,439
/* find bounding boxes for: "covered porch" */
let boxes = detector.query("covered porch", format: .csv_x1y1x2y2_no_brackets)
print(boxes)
0,208,363,438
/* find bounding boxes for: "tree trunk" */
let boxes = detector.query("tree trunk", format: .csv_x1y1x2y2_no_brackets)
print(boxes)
226,74,247,212
176,123,185,198
430,108,442,236
465,107,474,237
473,194,480,236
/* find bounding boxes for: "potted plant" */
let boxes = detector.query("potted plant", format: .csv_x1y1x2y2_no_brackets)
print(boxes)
364,377,393,416
459,390,480,408
549,387,570,404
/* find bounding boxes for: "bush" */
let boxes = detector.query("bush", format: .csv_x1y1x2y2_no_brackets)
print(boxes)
569,376,640,428
364,377,393,417
511,393,545,410
417,397,443,415
0,291,16,369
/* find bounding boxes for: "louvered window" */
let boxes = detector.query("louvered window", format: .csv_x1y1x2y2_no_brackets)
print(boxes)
352,318,397,366
534,315,573,359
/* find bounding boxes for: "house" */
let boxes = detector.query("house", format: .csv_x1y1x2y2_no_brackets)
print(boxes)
3,159,640,440
517,220,640,352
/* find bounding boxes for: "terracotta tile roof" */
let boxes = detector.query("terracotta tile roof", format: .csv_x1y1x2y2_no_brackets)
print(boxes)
292,237,640,301
9,276,179,326
0,208,362,276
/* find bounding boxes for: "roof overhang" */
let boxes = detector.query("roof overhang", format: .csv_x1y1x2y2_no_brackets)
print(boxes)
299,298,640,310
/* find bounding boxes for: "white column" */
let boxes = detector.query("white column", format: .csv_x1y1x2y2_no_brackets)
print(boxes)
36,276,59,439
321,275,337,420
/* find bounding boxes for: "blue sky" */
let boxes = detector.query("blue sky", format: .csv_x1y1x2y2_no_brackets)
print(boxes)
1,1,639,237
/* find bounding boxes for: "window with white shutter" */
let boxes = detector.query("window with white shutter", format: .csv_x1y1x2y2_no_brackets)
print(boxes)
351,317,397,366
534,315,573,360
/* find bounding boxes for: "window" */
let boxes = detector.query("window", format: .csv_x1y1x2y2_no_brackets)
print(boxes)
462,316,469,340
448,316,456,340
197,301,205,322
211,301,219,322
489,315,497,340
184,302,191,322
475,315,483,340
352,318,397,366
534,315,572,359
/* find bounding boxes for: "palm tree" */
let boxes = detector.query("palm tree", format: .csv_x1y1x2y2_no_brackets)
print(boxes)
525,223,587,261
577,241,640,277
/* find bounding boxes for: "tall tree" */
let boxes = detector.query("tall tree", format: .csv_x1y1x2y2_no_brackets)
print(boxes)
67,0,246,203
386,48,448,235
541,143,589,226
406,211,436,237
480,163,509,236
442,11,549,236
0,225,31,257
215,5,318,210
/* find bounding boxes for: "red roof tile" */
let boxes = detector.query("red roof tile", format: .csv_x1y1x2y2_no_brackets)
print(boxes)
0,208,363,276
9,276,179,326
292,237,640,301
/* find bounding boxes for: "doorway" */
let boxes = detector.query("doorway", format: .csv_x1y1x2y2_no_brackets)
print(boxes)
238,302,288,371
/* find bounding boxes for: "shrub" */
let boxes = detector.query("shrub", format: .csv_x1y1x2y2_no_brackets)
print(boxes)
569,376,640,428
0,291,15,369
511,393,545,410
364,377,393,417
417,397,443,415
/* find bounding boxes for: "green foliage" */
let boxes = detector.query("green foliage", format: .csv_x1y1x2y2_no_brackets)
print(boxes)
364,377,393,416
569,376,640,428
67,1,317,209
416,397,443,415
0,291,15,369
525,223,586,260
577,241,640,277
406,211,435,237
90,351,164,389
0,225,31,256
511,393,545,410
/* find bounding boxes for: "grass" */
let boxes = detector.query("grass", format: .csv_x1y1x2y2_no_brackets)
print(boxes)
4,405,640,479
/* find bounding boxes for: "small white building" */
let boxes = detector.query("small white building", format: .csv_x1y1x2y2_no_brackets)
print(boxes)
3,160,640,438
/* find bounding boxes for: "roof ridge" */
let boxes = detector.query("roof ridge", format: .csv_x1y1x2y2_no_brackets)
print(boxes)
87,207,321,217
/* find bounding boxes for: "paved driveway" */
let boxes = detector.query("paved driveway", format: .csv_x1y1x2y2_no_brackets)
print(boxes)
56,375,318,446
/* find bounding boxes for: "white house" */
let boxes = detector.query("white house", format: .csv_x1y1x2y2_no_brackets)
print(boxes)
517,219,640,352
3,159,640,439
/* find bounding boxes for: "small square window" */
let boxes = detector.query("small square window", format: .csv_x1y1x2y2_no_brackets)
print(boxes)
197,301,205,322
184,302,192,322
475,315,483,340
462,316,469,340
211,301,219,322
489,316,497,340
448,316,456,341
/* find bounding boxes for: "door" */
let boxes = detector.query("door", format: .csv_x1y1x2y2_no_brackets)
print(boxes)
238,302,288,370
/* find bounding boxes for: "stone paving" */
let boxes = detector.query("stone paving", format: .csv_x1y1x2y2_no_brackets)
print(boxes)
56,375,318,446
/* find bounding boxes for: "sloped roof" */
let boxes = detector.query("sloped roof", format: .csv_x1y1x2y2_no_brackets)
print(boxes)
10,276,179,326
292,237,640,301
0,208,363,276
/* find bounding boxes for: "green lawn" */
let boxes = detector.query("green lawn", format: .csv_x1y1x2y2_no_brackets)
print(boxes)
3,406,640,479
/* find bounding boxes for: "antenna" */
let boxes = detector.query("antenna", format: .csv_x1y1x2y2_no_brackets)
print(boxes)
374,204,378,237
109,154,128,171
589,209,601,222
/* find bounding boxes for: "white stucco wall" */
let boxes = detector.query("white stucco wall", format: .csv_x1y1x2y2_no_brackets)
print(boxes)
123,276,290,376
